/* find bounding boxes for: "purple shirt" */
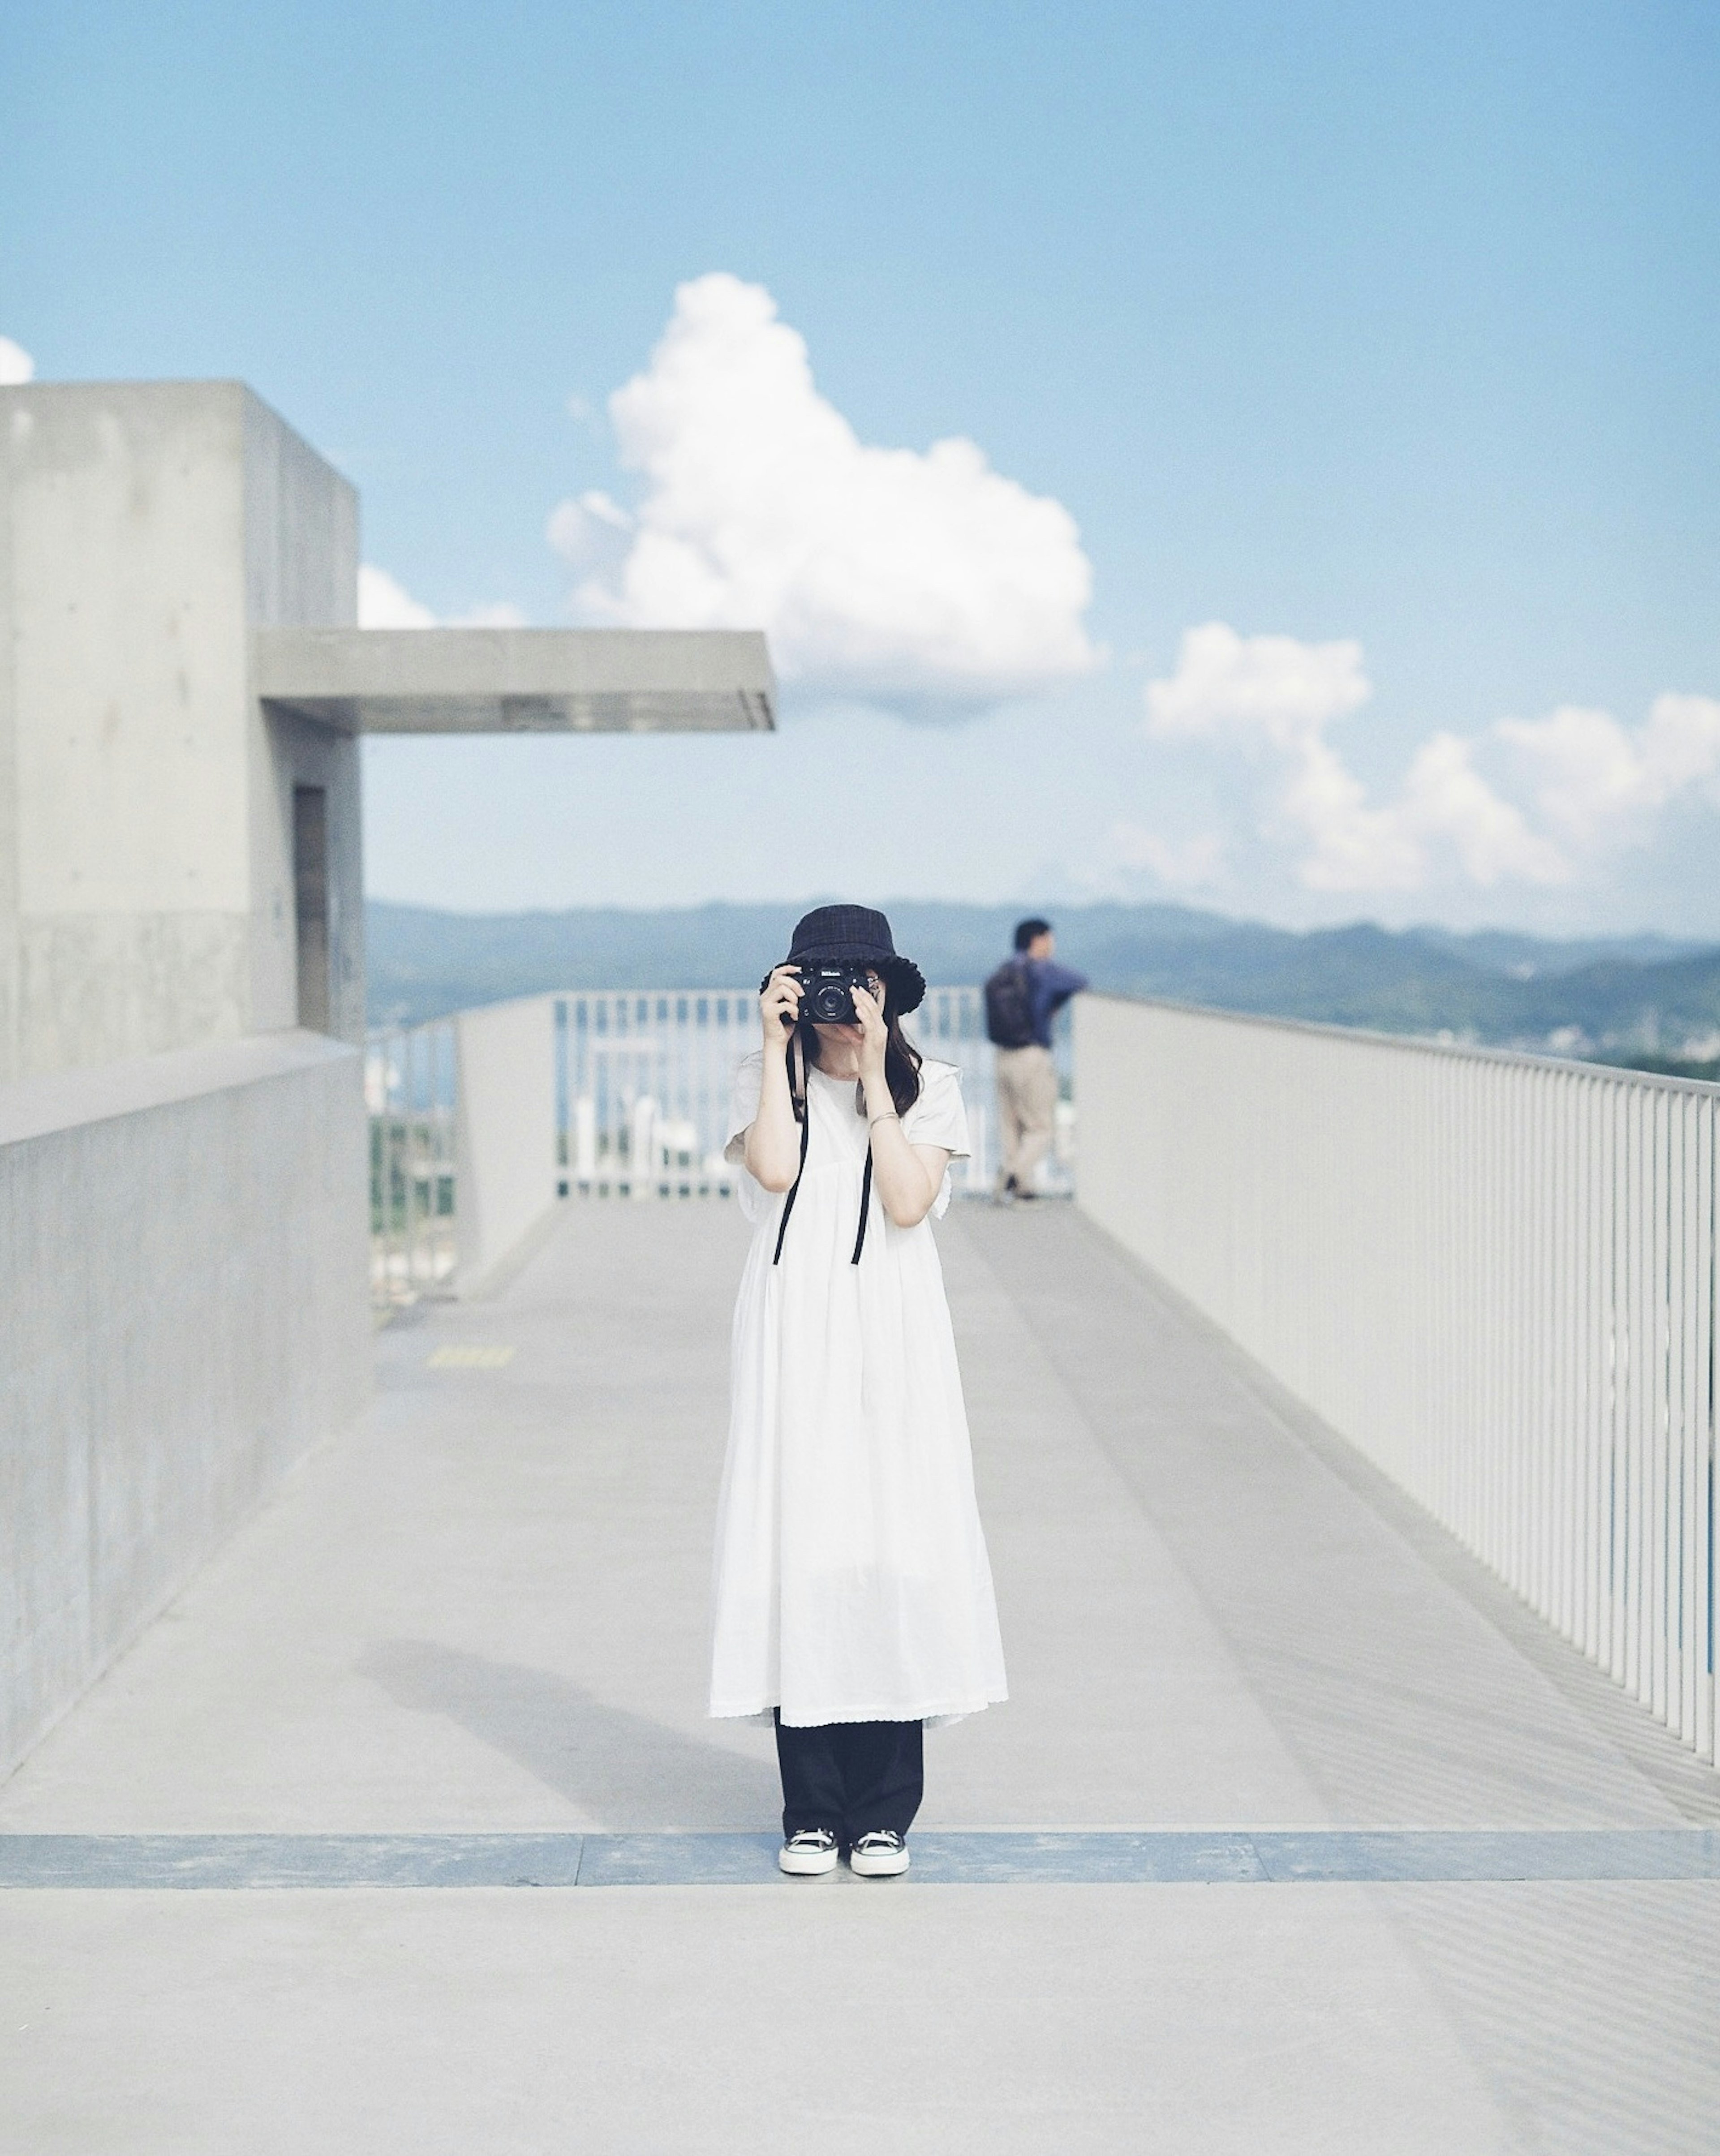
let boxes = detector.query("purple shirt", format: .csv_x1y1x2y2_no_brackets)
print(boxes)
1021,957,1088,1048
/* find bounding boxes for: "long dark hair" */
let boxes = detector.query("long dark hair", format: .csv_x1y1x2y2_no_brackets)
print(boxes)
796,985,923,1118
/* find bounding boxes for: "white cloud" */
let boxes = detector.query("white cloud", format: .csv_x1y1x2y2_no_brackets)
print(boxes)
1107,822,1227,888
359,564,437,627
1145,622,1567,892
358,564,526,630
1501,694,1720,843
1394,732,1566,887
551,271,1099,702
1145,620,1370,748
1646,693,1720,795
0,336,34,386
546,488,633,571
1279,733,1425,889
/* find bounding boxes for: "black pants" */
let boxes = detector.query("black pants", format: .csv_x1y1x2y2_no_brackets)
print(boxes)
774,1712,924,1843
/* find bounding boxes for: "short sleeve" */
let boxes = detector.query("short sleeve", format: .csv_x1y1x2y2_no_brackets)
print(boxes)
724,1049,765,1163
724,1051,774,1225
902,1060,970,1160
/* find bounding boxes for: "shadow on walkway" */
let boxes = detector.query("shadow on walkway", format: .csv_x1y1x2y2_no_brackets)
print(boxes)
357,1640,777,1830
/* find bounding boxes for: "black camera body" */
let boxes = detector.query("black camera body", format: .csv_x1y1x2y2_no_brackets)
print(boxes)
792,960,875,1025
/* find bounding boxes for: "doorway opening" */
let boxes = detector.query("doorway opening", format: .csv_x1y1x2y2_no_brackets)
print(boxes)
292,785,331,1032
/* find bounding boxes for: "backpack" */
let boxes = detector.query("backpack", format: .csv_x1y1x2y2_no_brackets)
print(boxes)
984,959,1037,1049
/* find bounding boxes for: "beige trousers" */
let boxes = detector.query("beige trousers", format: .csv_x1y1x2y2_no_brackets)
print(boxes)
994,1044,1058,1190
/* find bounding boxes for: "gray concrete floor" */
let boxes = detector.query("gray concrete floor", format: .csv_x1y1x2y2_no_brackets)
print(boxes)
4,1201,1718,2152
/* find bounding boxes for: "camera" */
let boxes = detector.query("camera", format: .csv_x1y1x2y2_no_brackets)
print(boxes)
792,961,875,1025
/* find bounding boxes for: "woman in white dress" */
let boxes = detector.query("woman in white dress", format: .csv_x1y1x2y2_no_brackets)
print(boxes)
711,905,1008,1878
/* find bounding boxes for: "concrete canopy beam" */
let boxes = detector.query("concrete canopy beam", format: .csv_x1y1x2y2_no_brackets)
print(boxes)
254,627,776,734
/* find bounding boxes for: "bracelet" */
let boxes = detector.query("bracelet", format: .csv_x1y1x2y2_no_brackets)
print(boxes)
869,1111,900,1128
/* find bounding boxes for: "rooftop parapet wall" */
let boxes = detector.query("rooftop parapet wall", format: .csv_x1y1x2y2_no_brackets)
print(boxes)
0,1031,370,1779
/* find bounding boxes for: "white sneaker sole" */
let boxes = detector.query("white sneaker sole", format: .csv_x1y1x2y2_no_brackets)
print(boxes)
778,1847,839,1877
849,1847,911,1877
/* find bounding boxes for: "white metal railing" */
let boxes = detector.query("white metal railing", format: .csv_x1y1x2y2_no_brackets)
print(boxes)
367,988,1075,1301
366,1019,456,1305
555,989,755,1199
553,985,1072,1200
1077,994,1720,1761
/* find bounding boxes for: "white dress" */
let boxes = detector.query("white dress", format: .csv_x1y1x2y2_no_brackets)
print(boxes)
710,1050,1009,1728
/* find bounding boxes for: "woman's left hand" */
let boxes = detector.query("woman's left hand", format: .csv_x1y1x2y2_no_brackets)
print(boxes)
850,978,889,1070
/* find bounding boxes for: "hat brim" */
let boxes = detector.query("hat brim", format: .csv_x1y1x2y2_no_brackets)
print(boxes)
881,958,926,1015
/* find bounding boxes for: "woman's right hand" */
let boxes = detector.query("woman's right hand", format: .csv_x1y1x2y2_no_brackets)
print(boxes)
746,970,805,1189
759,965,802,1049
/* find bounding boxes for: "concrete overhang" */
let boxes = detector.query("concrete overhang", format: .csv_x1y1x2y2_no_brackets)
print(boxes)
253,627,775,734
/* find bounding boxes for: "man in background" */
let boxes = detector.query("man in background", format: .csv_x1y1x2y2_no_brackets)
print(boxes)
984,918,1088,1202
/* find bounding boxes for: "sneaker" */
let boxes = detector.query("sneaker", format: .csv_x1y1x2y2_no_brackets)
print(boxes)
778,1829,839,1877
848,1830,910,1877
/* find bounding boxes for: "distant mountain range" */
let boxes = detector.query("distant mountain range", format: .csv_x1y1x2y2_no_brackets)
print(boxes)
366,899,1720,1074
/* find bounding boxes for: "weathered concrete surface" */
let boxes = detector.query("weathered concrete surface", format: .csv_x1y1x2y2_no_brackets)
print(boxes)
0,380,776,1085
2,1202,1717,2152
0,1031,370,1777
0,382,364,1078
452,996,559,1292
0,1885,1526,2156
255,623,776,732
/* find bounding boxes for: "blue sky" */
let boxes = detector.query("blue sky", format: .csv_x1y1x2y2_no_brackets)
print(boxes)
6,1,1718,932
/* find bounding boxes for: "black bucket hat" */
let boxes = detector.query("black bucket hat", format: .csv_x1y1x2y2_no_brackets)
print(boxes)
785,904,926,1015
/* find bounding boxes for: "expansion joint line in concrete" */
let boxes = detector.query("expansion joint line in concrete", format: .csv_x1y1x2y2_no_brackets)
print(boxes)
3,1828,1719,1890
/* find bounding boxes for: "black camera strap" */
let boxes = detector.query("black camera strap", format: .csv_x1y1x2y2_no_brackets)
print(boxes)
851,1152,874,1266
771,1033,875,1269
771,1037,811,1267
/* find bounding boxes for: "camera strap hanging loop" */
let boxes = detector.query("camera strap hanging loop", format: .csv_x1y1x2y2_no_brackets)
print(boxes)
770,1032,876,1269
771,1036,811,1267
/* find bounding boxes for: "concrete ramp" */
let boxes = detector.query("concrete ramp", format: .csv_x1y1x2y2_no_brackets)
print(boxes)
2,1203,1716,2154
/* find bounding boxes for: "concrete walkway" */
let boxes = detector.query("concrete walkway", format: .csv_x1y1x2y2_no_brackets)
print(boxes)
4,1202,1718,2152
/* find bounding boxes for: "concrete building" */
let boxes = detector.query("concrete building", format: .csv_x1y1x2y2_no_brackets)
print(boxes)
0,378,774,1083
0,378,773,1773
0,382,365,1078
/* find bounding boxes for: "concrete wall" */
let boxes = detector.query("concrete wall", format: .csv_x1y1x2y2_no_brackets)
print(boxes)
0,382,361,1081
455,996,559,1293
243,391,363,1047
0,1030,370,1777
